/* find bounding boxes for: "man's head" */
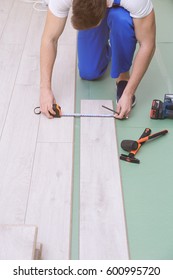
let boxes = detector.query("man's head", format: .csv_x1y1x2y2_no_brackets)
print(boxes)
71,0,107,30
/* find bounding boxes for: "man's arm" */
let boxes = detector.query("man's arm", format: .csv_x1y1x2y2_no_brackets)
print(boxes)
40,10,67,118
116,10,156,119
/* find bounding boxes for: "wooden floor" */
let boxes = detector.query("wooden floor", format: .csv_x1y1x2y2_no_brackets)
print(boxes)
0,0,128,259
80,100,128,260
0,225,38,260
0,0,76,259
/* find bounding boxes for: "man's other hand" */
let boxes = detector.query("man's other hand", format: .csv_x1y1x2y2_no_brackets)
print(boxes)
40,88,57,118
114,94,133,119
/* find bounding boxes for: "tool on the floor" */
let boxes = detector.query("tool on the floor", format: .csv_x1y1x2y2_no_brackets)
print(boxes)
121,129,168,152
101,105,119,114
120,128,151,164
34,104,116,118
120,128,168,164
34,104,62,116
150,94,173,119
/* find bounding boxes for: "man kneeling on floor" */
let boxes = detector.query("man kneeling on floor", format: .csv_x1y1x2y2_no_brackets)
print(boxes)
40,0,156,119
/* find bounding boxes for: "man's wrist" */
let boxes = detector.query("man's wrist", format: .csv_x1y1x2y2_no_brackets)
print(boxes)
40,85,51,90
123,87,135,98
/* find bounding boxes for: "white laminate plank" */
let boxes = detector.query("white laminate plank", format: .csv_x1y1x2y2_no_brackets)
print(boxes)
80,100,129,260
0,0,14,12
25,143,73,260
0,225,37,260
24,12,76,259
37,9,77,143
23,10,47,56
58,9,77,46
0,0,33,45
0,85,40,224
16,11,46,86
0,0,76,260
0,1,34,134
37,44,77,143
0,43,23,134
0,6,46,224
0,0,14,38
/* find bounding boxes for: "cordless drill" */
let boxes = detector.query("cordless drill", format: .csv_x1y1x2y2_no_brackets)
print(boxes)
150,94,173,119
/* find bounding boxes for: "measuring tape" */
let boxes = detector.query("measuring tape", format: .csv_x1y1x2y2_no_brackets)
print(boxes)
55,113,114,118
34,104,117,118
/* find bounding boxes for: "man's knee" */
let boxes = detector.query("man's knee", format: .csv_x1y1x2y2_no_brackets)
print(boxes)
78,65,108,81
79,70,102,81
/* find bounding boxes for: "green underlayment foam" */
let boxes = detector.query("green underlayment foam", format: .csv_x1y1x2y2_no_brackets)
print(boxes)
71,0,173,259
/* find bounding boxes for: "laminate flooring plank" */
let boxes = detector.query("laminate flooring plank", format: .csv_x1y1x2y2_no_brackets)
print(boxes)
0,1,33,134
0,85,40,224
0,43,23,134
58,9,77,46
80,100,129,260
37,44,77,143
0,1,76,259
25,143,73,260
25,12,77,259
37,11,77,143
0,5,45,224
0,0,33,45
16,10,46,86
0,225,37,260
0,0,14,38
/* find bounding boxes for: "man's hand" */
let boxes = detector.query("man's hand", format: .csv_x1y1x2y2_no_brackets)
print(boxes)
114,93,133,119
115,10,156,120
40,88,57,118
40,10,67,119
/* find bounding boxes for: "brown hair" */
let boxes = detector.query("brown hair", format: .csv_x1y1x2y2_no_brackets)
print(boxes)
71,0,107,30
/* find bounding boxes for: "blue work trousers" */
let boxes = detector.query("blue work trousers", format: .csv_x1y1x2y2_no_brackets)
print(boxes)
77,7,137,80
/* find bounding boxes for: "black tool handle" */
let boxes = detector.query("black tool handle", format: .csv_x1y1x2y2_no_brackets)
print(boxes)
122,129,168,151
139,128,151,140
148,129,168,140
102,105,119,115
